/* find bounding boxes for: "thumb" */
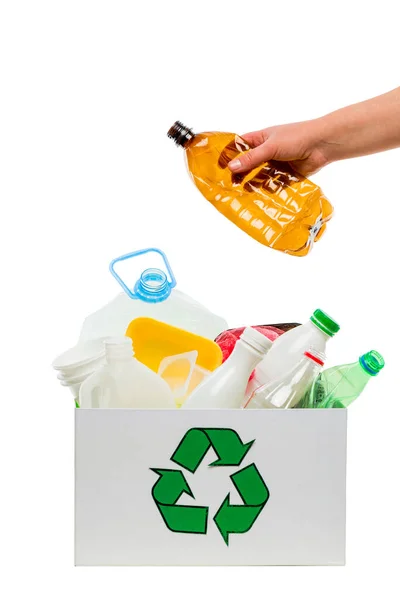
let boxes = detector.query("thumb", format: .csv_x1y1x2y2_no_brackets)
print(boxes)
228,141,276,173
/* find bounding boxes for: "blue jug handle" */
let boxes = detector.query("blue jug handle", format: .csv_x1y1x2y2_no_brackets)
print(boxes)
109,248,177,300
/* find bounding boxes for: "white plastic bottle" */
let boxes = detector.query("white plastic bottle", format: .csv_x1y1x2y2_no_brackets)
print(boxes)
79,337,175,409
255,309,339,385
79,249,227,343
245,348,325,409
182,327,272,409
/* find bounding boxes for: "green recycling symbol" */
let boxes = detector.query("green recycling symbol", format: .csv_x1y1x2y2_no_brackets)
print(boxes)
151,428,269,545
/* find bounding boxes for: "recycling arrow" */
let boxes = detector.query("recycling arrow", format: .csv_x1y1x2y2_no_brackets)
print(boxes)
171,428,254,472
213,463,269,545
151,428,269,544
151,469,208,534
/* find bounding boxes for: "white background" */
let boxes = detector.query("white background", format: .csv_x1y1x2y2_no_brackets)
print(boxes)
1,0,399,597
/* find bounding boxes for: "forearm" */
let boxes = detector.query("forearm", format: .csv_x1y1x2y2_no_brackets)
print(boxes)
315,87,400,163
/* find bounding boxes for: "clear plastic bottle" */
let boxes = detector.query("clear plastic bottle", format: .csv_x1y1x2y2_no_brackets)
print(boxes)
182,327,273,409
245,349,325,409
255,309,339,385
79,337,175,409
168,121,333,257
300,350,385,409
79,248,228,343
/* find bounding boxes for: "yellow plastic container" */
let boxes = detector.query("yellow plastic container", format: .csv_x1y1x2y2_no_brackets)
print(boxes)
168,122,333,257
125,317,223,373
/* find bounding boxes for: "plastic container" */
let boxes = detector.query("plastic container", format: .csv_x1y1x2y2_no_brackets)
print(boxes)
185,364,210,394
300,350,385,409
183,327,272,409
158,350,198,404
245,349,325,409
78,248,227,344
169,364,211,409
125,317,223,373
168,122,333,256
255,309,340,385
79,337,175,409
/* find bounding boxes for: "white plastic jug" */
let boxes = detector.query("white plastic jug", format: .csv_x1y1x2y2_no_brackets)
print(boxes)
255,309,340,385
78,248,228,343
183,327,272,409
79,337,175,409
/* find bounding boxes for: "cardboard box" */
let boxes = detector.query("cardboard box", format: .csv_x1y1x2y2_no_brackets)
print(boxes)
75,408,347,566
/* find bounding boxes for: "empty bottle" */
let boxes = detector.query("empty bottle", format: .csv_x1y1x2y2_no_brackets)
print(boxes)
245,348,325,409
255,309,339,386
79,337,175,409
182,327,273,409
300,350,385,409
168,121,333,257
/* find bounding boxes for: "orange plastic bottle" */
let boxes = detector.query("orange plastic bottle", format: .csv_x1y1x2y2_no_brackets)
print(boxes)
168,121,333,256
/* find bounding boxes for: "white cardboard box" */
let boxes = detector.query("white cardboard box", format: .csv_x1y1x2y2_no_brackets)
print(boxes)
75,408,347,566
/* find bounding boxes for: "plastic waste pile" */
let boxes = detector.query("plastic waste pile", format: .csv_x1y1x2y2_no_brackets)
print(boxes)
53,248,385,410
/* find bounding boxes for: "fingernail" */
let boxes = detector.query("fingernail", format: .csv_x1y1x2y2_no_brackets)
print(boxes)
228,159,241,171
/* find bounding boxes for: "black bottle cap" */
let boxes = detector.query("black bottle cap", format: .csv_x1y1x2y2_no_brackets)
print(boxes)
167,121,195,147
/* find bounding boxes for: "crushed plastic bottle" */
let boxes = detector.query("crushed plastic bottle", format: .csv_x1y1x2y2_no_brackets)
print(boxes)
168,122,334,256
300,350,385,409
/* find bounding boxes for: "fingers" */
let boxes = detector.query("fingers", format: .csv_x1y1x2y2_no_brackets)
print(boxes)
228,141,276,173
241,130,268,147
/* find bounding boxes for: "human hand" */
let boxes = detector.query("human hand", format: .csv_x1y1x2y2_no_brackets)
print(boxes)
228,120,331,177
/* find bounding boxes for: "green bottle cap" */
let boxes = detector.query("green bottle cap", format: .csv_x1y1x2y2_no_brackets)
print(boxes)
310,309,340,337
359,350,385,376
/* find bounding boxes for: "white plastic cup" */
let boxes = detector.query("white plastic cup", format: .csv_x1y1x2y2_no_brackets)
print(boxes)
52,338,108,402
57,372,90,401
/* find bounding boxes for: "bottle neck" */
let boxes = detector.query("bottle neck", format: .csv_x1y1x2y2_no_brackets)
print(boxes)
167,121,196,148
359,351,384,377
309,320,331,340
231,339,267,373
134,268,172,303
352,362,373,393
105,339,134,364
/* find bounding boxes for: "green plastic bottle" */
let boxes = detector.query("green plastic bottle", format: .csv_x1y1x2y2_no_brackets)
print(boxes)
300,350,385,409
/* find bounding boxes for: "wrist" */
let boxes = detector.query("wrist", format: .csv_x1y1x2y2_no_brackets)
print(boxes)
295,117,338,168
315,103,375,163
310,114,347,164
